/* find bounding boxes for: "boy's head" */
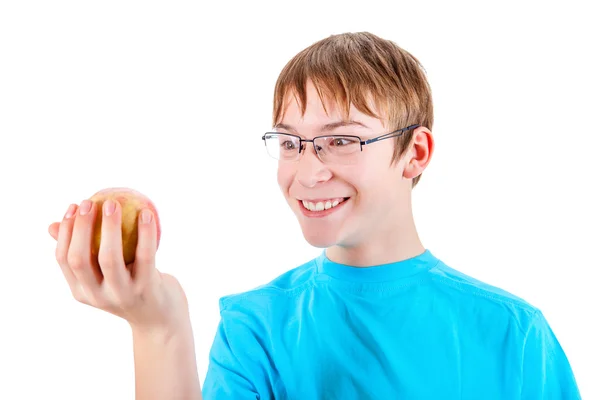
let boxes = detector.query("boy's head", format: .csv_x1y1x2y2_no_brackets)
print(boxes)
266,32,434,250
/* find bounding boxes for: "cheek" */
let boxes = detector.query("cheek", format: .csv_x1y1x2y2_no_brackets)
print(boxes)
350,170,390,205
343,165,371,194
277,164,294,192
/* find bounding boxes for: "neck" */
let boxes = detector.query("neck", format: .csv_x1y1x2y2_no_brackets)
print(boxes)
325,198,425,267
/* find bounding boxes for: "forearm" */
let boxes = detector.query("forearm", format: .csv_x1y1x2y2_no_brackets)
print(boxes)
132,322,202,400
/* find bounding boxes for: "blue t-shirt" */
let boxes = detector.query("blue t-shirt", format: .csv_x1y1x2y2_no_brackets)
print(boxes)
202,249,580,399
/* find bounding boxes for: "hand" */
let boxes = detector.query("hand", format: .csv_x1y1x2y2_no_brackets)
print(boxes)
48,199,191,336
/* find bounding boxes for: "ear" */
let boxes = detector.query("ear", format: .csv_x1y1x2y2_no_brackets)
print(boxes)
402,126,434,180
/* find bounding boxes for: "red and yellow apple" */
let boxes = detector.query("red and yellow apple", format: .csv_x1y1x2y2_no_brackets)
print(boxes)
88,187,161,265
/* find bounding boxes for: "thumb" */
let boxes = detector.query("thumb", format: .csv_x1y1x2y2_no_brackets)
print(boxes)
48,222,60,241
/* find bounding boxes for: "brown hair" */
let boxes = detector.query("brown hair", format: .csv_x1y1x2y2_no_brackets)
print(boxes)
272,32,434,187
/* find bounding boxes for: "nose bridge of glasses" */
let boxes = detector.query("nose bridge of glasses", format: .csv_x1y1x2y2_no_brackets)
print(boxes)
299,137,324,155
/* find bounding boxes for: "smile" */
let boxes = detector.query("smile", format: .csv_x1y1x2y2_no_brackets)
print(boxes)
297,197,350,216
302,198,348,211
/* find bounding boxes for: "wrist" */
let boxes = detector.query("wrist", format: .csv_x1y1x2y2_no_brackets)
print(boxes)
130,319,193,346
129,318,201,400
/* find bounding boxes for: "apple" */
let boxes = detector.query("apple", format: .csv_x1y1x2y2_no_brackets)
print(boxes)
88,187,161,266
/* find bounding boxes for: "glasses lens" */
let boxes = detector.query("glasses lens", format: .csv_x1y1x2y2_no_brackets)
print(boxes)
315,136,361,165
264,133,300,161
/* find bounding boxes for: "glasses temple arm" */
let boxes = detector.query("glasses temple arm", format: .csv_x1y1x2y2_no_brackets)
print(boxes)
362,124,420,145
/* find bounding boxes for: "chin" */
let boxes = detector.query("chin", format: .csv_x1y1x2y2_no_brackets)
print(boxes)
302,233,337,248
298,224,341,248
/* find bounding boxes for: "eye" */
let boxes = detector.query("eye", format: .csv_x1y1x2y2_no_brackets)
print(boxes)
330,137,356,146
281,140,297,150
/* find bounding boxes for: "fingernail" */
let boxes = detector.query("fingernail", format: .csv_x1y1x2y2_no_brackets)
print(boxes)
104,200,116,216
64,204,77,219
141,209,152,224
79,200,92,215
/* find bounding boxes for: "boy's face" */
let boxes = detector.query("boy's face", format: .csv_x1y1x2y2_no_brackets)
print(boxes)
276,81,418,249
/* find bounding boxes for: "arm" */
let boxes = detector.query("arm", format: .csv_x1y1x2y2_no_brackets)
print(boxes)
132,322,202,400
49,201,203,400
521,310,581,399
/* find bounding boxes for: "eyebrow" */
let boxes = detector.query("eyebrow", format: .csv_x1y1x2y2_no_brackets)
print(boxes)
274,120,369,134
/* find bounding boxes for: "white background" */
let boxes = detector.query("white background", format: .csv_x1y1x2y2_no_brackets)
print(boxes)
1,0,598,399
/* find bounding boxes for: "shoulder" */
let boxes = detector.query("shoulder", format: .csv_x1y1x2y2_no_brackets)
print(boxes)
430,262,580,396
217,255,319,314
426,259,541,333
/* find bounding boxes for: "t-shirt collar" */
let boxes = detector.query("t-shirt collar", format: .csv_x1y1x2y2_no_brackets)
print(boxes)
316,249,439,282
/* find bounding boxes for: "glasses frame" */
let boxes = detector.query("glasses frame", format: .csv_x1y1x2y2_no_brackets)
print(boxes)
261,124,420,163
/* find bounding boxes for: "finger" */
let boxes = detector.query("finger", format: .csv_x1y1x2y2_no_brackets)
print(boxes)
68,200,103,300
55,204,80,292
97,199,132,302
48,222,60,241
131,208,158,285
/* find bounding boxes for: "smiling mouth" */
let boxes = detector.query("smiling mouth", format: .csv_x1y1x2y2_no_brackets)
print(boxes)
299,197,350,212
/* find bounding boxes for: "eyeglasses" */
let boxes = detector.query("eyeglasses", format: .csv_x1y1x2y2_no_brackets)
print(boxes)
261,124,420,165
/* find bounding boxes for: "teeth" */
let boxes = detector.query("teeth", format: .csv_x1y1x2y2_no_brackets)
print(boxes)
301,198,346,212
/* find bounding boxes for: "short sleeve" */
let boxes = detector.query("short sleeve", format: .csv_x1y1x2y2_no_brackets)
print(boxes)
521,311,581,399
201,315,259,399
202,295,282,400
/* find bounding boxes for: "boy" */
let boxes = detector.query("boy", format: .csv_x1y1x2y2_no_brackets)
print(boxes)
49,32,581,399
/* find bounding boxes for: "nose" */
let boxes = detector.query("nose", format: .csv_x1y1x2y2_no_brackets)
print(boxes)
295,142,332,188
